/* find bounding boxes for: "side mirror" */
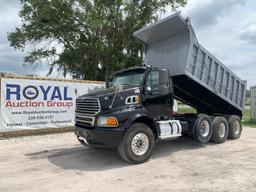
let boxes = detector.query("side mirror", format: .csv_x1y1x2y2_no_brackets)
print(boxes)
145,86,153,95
106,82,111,88
146,86,152,92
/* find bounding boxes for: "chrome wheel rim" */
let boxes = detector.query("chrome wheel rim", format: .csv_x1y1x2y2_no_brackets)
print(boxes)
200,120,210,137
234,120,241,135
131,133,149,156
219,123,226,138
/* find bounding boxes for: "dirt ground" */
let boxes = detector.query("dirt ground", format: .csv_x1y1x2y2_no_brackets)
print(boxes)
0,127,256,192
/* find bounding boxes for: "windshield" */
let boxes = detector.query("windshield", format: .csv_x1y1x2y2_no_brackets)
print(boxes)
112,70,145,87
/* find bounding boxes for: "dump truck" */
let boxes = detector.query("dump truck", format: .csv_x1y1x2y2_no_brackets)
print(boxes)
75,13,247,164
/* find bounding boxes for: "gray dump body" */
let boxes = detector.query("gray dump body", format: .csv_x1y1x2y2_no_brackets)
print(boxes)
134,13,246,116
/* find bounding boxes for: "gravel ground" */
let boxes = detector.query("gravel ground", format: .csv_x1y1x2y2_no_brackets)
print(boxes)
0,127,256,192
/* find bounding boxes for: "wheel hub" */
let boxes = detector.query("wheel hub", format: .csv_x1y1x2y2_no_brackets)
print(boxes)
234,120,241,135
199,120,210,137
131,133,149,156
136,140,143,148
218,123,226,138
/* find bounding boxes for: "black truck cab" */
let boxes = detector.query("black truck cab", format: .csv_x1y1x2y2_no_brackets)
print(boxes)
75,66,178,149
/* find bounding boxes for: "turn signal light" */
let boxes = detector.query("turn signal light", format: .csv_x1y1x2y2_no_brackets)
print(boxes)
106,117,118,126
97,116,119,127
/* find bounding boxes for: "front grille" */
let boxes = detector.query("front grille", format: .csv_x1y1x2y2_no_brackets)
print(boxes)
75,98,100,126
75,98,100,116
75,115,95,126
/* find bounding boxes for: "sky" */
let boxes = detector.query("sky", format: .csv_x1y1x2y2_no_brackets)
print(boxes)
0,0,256,87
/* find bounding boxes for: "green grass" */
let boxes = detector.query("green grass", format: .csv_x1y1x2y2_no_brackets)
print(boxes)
177,105,256,128
177,106,196,114
242,109,256,128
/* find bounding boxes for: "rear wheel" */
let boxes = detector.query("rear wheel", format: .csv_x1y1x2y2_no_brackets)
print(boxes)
117,123,155,164
228,115,242,139
211,116,229,143
193,114,213,143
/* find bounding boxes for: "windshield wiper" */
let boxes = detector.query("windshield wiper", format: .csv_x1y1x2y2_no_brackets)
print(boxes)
120,83,131,87
112,83,131,87
109,85,124,109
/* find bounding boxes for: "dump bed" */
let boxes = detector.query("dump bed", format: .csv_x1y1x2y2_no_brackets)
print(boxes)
133,12,246,116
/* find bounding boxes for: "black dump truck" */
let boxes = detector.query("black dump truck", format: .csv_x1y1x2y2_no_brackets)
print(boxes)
75,13,247,164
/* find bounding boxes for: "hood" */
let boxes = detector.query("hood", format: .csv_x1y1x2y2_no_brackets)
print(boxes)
85,86,116,97
78,86,141,110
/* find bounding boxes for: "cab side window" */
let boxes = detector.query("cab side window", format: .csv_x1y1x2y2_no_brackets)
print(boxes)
145,71,160,92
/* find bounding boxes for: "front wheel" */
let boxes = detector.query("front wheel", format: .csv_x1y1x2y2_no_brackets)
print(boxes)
117,123,155,164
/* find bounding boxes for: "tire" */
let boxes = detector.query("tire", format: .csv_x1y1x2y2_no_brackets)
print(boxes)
211,116,229,144
117,123,155,164
193,114,213,143
228,115,242,139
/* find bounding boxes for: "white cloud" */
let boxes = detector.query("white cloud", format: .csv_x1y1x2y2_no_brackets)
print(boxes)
0,0,61,78
240,24,256,45
181,0,247,28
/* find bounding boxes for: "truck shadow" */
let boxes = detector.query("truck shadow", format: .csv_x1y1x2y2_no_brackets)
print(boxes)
27,136,208,171
152,136,208,159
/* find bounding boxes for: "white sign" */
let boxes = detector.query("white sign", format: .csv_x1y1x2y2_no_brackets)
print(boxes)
0,78,103,131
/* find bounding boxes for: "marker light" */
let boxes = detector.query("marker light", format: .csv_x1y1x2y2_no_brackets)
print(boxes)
97,116,119,127
135,95,140,103
125,95,141,105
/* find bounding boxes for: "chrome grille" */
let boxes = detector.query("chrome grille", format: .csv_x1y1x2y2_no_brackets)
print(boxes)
75,115,95,126
75,98,100,116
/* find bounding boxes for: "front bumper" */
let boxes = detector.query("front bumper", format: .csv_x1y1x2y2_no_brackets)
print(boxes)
75,125,125,148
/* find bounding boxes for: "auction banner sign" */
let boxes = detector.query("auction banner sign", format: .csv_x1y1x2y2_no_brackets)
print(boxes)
0,78,103,132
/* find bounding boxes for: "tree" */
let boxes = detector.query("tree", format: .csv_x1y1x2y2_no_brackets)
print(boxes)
8,0,186,81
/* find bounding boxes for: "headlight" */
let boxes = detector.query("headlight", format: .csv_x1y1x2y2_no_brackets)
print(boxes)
97,116,119,127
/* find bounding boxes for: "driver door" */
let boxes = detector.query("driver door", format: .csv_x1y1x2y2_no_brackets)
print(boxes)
143,70,173,119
